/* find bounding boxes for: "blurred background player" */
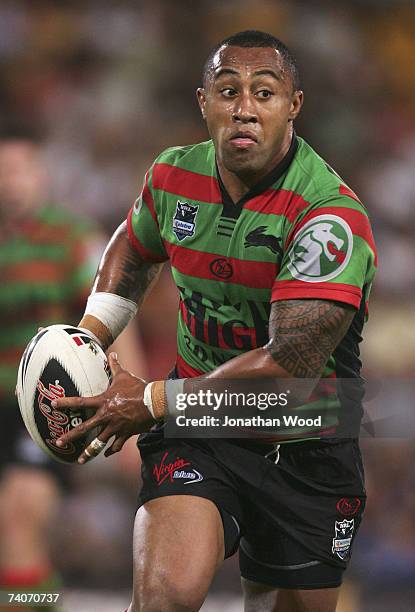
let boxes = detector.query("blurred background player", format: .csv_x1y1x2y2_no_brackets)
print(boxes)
0,124,147,610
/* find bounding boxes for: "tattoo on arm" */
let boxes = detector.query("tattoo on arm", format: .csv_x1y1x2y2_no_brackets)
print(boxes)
112,245,160,303
267,299,355,378
94,221,162,305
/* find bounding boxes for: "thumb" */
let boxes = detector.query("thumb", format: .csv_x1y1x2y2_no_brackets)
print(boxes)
108,352,122,376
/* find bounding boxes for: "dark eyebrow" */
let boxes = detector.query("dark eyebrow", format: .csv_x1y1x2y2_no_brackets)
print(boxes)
214,68,240,80
253,69,282,81
214,67,282,81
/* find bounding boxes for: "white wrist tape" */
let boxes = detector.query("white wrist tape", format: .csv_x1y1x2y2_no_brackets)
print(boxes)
143,382,156,420
84,292,138,341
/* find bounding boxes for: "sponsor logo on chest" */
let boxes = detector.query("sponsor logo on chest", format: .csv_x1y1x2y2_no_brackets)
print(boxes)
172,200,199,241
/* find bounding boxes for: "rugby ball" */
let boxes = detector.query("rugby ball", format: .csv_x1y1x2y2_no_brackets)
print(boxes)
16,325,111,463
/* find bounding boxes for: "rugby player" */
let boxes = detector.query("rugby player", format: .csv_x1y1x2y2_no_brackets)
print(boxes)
54,31,377,612
0,127,104,610
0,127,146,610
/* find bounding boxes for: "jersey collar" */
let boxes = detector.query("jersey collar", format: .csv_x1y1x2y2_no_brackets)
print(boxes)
217,133,298,218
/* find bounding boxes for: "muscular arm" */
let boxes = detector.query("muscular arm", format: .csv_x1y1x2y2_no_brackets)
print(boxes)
203,299,355,383
55,283,355,455
79,221,162,350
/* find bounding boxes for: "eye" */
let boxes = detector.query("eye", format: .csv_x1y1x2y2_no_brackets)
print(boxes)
256,90,273,99
220,88,237,97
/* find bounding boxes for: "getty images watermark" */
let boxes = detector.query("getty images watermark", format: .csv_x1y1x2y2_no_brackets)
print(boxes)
174,388,323,429
164,378,343,439
164,377,415,440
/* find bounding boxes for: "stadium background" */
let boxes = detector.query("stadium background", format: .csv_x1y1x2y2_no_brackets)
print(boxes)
1,0,414,610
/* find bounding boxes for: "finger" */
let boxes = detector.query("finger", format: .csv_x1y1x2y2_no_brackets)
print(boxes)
56,412,103,448
78,426,114,465
52,394,103,411
108,352,122,377
104,435,129,457
80,437,108,464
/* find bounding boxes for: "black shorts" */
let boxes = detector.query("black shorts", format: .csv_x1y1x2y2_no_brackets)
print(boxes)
0,402,71,486
137,429,365,590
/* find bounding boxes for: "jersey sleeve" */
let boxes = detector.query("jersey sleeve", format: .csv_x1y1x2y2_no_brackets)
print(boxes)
127,166,169,263
272,196,377,308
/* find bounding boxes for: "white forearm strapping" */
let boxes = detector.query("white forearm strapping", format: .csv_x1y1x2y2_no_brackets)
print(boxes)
84,292,138,341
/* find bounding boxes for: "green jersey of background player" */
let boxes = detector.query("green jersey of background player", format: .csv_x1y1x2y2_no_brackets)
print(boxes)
53,30,376,612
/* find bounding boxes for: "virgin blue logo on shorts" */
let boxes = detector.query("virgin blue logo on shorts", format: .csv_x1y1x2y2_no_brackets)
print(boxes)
153,451,203,486
174,469,203,484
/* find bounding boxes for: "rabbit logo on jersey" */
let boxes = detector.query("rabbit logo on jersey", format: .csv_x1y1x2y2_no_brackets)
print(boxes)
287,215,353,282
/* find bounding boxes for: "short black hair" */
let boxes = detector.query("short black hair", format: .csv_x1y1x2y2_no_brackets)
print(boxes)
203,30,300,91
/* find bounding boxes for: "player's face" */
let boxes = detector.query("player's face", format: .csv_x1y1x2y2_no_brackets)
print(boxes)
0,141,46,217
197,46,303,181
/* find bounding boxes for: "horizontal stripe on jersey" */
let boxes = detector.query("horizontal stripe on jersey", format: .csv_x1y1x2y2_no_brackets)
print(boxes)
168,243,279,289
152,163,222,204
271,280,363,308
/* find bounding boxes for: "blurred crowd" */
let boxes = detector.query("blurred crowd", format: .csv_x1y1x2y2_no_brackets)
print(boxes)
0,0,414,610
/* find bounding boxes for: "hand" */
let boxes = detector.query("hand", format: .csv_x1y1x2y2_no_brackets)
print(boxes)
53,353,154,464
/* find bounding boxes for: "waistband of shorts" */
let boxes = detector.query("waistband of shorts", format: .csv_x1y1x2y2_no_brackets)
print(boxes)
229,437,358,455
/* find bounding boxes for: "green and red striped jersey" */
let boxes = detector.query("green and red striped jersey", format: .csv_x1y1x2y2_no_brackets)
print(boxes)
127,135,377,437
0,204,103,401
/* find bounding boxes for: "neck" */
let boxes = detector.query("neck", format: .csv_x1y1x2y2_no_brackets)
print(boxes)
217,126,293,203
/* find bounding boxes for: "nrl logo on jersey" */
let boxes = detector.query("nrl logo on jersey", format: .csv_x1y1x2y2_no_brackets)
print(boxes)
332,518,354,560
173,201,199,241
287,214,353,282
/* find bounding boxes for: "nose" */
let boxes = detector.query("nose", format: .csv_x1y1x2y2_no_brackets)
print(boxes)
232,92,257,124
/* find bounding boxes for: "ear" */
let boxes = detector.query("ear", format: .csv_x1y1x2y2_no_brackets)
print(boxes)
196,88,207,120
288,90,304,122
